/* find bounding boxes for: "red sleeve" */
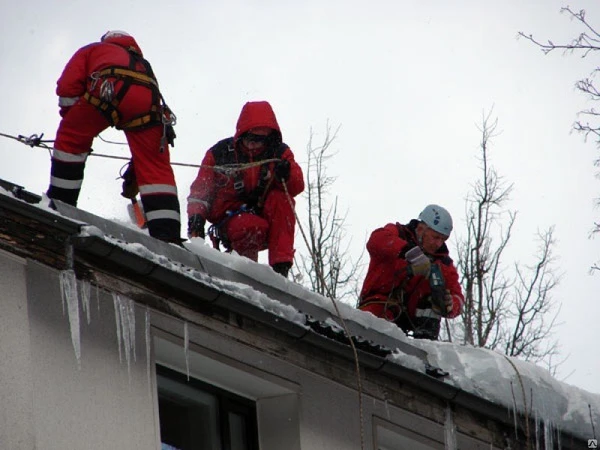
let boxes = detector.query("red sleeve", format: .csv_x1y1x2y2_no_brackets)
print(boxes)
359,223,411,300
187,151,216,218
366,223,408,260
56,45,94,98
275,147,304,197
441,262,464,318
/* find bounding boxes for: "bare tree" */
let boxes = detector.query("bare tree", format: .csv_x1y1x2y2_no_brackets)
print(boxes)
292,123,364,303
519,6,600,241
450,111,562,372
504,227,561,367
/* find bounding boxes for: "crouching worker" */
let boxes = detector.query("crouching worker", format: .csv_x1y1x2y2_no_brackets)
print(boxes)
46,30,181,243
358,204,464,340
186,101,304,278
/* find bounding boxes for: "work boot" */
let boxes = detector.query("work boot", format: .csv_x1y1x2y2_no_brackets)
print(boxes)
271,262,292,278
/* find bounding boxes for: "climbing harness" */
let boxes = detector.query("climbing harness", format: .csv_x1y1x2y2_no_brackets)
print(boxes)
207,204,256,251
84,49,176,152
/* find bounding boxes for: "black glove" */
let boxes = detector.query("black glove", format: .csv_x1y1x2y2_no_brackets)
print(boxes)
120,161,139,199
187,214,206,239
166,124,176,147
405,246,431,278
59,106,71,118
274,159,291,181
431,289,454,317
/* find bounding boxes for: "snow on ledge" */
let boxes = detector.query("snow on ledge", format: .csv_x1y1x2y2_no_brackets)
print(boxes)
79,225,600,440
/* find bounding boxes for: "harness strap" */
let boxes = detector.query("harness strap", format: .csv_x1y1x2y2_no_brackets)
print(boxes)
83,92,120,126
95,67,159,87
84,50,169,131
207,204,256,251
211,138,289,208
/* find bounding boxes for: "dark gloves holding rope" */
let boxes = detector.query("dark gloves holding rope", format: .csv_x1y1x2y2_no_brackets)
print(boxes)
274,159,291,181
405,246,431,278
188,214,206,239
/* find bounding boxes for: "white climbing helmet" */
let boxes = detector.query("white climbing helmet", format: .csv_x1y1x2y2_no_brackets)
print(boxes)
101,30,131,41
418,204,453,236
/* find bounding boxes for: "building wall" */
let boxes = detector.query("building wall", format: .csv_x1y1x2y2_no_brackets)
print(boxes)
0,249,496,450
0,251,36,449
0,254,160,450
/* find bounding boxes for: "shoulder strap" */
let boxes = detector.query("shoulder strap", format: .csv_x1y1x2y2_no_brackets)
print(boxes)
211,137,238,165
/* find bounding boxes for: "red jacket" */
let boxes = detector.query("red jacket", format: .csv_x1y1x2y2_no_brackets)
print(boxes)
359,220,464,319
187,101,304,223
56,34,155,115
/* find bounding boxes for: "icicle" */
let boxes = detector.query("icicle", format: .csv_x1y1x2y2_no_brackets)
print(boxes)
126,298,136,363
96,284,101,312
59,270,81,369
184,321,190,381
510,380,518,439
80,280,91,325
535,410,540,450
544,421,554,450
59,274,66,315
119,297,132,377
112,294,137,378
145,307,152,393
444,405,457,450
378,386,391,420
384,399,391,420
113,294,123,363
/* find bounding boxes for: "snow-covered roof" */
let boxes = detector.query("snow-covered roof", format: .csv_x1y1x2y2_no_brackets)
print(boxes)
0,182,598,443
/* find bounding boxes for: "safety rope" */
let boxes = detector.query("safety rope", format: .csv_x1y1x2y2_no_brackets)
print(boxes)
281,180,366,450
0,132,53,149
0,131,278,173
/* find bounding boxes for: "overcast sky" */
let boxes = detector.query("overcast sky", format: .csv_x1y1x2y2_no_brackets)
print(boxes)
2,0,600,394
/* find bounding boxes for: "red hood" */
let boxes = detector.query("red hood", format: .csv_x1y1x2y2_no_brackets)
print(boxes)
101,34,143,56
234,101,282,145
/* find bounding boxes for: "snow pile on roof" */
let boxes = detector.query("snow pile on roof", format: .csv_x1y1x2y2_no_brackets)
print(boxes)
405,339,600,439
91,228,600,439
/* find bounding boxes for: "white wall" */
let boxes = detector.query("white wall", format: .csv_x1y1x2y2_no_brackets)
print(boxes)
0,255,160,450
0,251,36,449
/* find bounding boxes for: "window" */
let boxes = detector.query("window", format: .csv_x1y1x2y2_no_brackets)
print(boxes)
375,417,444,450
374,414,499,450
157,365,259,450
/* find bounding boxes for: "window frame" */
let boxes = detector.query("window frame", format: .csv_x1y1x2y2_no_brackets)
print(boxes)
156,364,259,450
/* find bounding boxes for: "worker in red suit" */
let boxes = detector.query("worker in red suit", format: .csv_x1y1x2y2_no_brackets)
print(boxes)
358,204,464,340
46,30,181,243
187,101,304,278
